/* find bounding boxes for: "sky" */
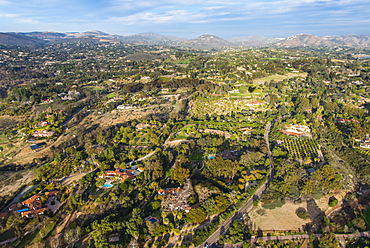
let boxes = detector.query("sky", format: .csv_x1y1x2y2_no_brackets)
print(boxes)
0,0,370,39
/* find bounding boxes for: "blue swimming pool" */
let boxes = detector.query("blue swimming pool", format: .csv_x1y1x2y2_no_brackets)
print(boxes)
103,183,113,188
16,208,29,212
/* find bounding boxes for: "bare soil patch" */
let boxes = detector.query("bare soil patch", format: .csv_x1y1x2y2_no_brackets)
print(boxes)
0,170,35,196
250,201,310,231
249,192,346,231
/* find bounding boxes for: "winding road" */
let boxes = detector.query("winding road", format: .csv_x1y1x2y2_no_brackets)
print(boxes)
198,120,275,248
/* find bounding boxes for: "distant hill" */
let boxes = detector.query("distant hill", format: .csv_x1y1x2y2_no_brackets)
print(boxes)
0,33,46,47
118,32,186,45
274,34,334,47
180,34,235,50
228,36,279,47
64,30,112,38
274,33,370,48
323,34,370,48
15,32,67,40
3,30,370,49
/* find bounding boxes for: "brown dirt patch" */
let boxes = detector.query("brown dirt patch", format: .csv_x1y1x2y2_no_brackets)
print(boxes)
250,201,311,231
249,192,347,232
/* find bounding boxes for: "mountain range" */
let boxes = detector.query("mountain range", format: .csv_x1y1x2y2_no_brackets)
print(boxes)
1,31,370,50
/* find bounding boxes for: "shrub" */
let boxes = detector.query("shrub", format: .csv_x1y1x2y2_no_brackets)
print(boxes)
328,196,338,207
295,207,309,220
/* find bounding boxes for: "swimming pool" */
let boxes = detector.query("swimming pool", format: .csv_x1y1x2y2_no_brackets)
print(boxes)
103,183,113,188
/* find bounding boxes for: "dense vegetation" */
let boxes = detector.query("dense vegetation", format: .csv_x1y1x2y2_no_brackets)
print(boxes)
0,43,369,247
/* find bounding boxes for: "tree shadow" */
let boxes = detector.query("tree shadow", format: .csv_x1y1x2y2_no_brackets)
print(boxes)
305,198,325,233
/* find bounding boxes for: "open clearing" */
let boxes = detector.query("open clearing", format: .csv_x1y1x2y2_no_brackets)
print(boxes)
250,201,311,231
249,192,346,231
253,72,307,85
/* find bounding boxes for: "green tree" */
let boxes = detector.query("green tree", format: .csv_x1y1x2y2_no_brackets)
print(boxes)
188,208,207,223
170,166,190,185
318,232,340,248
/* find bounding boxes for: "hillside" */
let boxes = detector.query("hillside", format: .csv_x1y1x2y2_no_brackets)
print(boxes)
180,34,235,50
274,33,370,48
324,34,370,47
228,36,279,47
0,33,46,47
15,32,67,40
3,31,370,49
274,34,334,47
118,32,186,45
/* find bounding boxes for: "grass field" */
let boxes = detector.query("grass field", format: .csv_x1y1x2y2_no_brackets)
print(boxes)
106,92,116,99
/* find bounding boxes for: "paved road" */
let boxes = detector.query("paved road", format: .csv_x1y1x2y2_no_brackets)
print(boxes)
198,121,275,248
1,184,38,212
125,150,156,166
250,231,370,247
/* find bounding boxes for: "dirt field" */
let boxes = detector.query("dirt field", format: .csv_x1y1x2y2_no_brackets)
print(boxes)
83,103,173,127
249,201,311,231
249,192,346,231
60,172,90,185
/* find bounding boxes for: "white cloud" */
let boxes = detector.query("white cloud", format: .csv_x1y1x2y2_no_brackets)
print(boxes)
0,13,17,17
110,9,208,24
0,0,11,5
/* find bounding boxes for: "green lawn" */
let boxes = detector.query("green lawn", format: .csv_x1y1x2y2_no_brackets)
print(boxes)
106,93,116,99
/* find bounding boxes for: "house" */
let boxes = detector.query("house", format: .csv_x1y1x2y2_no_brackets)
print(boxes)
280,124,311,137
220,150,235,160
158,187,181,196
360,139,370,149
41,99,54,103
337,118,359,123
240,127,253,134
99,168,136,181
32,130,55,137
19,190,59,218
40,121,49,127
44,190,59,196
20,207,48,218
22,195,42,210
160,180,194,212
117,105,137,110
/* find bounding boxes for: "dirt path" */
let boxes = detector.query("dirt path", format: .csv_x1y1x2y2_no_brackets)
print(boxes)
60,171,91,185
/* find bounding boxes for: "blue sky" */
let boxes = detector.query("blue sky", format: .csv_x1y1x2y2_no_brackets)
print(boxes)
1,0,369,38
